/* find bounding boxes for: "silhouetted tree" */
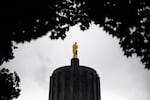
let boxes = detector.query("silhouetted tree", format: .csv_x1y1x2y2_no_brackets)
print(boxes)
0,0,150,69
0,68,21,100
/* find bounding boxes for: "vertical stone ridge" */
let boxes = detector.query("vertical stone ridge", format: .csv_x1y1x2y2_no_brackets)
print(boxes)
53,74,57,100
49,77,52,100
94,74,97,100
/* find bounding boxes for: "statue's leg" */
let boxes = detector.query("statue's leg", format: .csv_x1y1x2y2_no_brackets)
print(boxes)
75,51,77,58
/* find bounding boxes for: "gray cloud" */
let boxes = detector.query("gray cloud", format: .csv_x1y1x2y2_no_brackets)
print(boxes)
1,24,150,100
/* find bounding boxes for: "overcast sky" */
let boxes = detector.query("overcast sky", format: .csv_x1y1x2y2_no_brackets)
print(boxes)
1,24,150,100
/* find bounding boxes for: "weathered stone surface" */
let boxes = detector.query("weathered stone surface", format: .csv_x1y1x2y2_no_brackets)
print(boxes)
49,58,101,100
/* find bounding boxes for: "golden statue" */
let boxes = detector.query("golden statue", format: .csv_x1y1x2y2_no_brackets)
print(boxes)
72,42,78,58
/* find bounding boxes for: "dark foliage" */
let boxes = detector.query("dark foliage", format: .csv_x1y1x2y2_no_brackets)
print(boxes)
0,68,21,100
0,0,150,69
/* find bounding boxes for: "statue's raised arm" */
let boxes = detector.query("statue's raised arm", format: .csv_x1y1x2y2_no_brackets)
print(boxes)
72,42,78,58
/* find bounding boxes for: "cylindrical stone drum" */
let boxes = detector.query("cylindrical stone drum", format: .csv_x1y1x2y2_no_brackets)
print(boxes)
49,58,101,100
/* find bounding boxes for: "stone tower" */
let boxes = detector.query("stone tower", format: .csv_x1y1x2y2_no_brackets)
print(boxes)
49,43,101,100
